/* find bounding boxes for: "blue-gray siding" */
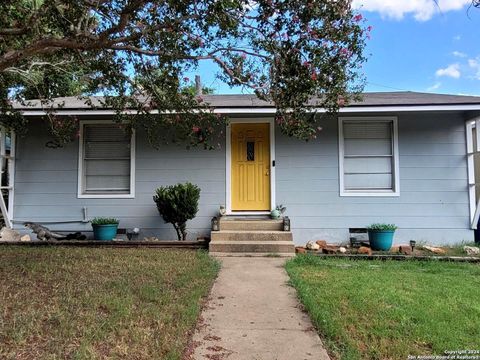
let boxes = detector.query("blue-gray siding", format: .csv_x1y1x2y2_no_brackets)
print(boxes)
13,112,473,244
14,120,225,240
276,112,472,244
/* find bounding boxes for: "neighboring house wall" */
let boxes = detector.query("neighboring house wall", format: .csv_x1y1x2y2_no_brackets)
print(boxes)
13,118,225,240
13,112,473,245
276,112,472,245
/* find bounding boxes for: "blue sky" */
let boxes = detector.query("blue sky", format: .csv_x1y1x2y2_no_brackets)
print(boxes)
192,1,480,96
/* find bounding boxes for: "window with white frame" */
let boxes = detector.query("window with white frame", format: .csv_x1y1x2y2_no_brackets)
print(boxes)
78,122,135,198
339,117,399,196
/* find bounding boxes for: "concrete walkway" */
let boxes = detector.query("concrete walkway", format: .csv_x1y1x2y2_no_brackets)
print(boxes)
190,257,330,360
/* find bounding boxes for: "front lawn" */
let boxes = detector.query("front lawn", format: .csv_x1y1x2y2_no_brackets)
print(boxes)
0,247,219,360
286,255,480,360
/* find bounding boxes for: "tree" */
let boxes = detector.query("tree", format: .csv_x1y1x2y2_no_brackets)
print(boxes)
0,0,369,147
153,182,200,241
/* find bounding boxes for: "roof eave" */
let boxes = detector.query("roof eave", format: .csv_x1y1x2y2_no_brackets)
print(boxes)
15,103,480,116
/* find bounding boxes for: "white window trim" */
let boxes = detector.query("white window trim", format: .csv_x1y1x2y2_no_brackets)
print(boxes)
338,116,400,197
466,118,480,228
77,120,135,199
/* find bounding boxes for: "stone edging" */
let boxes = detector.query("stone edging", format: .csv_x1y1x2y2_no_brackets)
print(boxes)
311,253,480,263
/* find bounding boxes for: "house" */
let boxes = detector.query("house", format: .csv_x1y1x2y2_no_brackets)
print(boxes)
4,91,480,249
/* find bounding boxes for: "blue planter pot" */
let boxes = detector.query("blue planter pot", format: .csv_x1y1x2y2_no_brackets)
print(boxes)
92,224,118,241
368,230,395,251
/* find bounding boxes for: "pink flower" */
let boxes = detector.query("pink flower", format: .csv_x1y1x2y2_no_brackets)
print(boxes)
192,126,201,133
241,53,247,59
354,14,363,22
311,71,317,81
302,61,311,67
367,25,373,32
183,77,190,82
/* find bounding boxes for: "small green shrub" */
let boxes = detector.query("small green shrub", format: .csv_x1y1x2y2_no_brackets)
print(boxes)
275,204,287,214
153,182,200,241
367,223,397,231
91,217,120,225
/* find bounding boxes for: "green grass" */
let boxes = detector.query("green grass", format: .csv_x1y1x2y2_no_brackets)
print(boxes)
286,255,480,360
0,247,219,360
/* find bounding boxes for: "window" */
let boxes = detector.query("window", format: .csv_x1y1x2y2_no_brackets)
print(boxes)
78,122,135,198
339,117,399,196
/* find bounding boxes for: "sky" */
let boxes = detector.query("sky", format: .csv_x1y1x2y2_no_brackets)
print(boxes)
191,0,480,96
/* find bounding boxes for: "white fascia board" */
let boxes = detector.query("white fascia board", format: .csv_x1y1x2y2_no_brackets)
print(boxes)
17,104,480,116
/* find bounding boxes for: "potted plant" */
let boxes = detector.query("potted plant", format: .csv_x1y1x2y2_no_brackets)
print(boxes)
91,217,120,241
271,204,286,219
367,223,397,251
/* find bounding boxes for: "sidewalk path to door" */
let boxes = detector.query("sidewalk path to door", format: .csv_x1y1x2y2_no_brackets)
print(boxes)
189,257,331,360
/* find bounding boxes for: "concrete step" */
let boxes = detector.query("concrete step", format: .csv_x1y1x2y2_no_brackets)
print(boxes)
210,252,295,258
211,230,293,242
209,240,295,253
218,219,284,231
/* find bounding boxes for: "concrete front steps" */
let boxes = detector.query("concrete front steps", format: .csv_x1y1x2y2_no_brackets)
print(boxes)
209,217,295,256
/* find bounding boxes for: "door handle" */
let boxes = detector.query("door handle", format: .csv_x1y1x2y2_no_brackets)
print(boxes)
265,169,270,176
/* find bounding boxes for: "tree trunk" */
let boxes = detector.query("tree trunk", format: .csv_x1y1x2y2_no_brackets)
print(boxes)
179,222,187,241
173,223,182,241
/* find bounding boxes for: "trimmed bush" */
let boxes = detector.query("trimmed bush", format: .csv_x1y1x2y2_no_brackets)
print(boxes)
153,182,200,241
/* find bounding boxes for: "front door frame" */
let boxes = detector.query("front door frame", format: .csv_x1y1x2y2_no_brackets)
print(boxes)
226,117,276,215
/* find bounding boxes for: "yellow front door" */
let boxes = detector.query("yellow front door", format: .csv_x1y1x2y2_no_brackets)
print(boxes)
231,123,270,211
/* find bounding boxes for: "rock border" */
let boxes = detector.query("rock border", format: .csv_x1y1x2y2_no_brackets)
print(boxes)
309,252,480,263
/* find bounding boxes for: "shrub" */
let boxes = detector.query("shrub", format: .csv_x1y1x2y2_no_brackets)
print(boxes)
153,182,200,241
366,223,397,231
91,217,119,225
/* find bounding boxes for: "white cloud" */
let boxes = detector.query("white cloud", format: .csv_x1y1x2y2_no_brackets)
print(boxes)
352,0,471,21
435,63,461,78
468,58,480,80
452,51,467,58
427,82,442,91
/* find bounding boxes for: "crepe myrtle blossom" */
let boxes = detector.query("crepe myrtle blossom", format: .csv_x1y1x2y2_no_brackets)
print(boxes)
0,0,368,147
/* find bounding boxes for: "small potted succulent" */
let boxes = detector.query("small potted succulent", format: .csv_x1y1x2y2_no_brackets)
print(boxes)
91,217,120,241
367,223,397,251
271,204,286,219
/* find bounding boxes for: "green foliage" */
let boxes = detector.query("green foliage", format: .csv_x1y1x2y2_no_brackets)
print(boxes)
0,0,368,147
180,82,215,96
91,217,120,226
366,223,397,231
153,182,201,241
286,256,480,359
275,204,286,214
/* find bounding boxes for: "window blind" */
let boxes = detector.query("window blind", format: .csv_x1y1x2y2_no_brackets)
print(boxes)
82,124,131,194
343,121,394,191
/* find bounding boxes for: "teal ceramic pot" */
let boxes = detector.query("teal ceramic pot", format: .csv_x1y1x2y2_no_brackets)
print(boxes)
368,230,395,251
92,224,118,241
270,209,281,219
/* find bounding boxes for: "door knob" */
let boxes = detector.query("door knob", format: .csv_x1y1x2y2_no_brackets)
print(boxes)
265,169,270,176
